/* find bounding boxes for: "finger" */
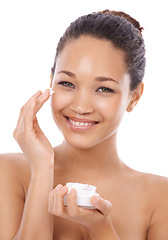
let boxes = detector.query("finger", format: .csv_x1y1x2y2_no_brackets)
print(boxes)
22,89,49,116
48,184,62,214
13,101,35,141
13,90,49,140
52,185,68,217
14,90,42,129
66,188,80,218
16,89,49,124
25,89,49,125
48,189,56,214
34,89,50,115
91,196,112,216
29,90,42,102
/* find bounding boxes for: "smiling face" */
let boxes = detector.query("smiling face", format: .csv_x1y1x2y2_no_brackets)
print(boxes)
50,36,132,149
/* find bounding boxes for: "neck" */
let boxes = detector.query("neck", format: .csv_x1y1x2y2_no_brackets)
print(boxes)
55,133,123,174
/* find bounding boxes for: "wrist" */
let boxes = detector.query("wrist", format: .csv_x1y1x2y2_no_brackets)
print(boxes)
31,164,54,180
30,158,54,174
30,168,54,192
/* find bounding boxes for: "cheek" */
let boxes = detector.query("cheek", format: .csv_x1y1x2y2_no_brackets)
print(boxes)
50,91,72,113
95,96,123,119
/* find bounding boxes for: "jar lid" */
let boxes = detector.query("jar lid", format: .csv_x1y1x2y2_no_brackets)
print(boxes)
64,182,99,209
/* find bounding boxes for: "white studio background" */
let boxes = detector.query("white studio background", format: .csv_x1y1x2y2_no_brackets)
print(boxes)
0,0,167,177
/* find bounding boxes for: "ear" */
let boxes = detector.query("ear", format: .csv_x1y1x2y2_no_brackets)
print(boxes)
127,82,144,112
50,73,53,88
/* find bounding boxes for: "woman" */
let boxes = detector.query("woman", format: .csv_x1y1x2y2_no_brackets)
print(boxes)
0,10,168,240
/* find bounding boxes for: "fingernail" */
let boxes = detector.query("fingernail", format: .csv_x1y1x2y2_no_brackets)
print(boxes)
55,184,62,190
93,196,99,205
62,186,68,193
70,188,76,195
43,89,49,95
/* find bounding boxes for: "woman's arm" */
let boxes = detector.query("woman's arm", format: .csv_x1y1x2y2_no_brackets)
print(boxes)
0,155,26,240
0,90,54,240
14,168,54,240
0,154,54,240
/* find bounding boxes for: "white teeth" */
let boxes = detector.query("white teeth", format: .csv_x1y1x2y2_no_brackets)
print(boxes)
68,119,93,127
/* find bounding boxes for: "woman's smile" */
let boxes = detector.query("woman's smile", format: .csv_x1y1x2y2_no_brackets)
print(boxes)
64,116,99,132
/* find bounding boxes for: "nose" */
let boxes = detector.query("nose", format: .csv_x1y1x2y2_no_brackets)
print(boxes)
70,90,94,115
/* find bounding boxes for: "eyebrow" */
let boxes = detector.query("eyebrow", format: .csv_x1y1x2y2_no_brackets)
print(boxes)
57,70,118,84
58,70,75,77
95,76,118,84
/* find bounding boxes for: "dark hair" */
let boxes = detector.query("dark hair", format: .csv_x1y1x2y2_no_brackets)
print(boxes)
51,10,146,91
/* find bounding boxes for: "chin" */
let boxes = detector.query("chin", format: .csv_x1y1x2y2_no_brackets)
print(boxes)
65,139,96,150
63,133,113,151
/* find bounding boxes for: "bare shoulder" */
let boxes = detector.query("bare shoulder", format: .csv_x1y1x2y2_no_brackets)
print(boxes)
126,168,168,239
142,173,168,239
0,152,30,179
128,168,168,204
124,165,168,193
135,170,168,198
0,153,31,239
0,152,31,198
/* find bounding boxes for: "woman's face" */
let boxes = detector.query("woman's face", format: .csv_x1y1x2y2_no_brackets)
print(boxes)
50,36,131,149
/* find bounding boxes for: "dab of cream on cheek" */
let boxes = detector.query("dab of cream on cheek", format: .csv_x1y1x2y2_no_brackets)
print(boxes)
64,183,99,209
50,89,54,96
50,89,73,109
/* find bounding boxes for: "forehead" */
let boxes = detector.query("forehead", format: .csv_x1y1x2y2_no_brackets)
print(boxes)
55,36,127,82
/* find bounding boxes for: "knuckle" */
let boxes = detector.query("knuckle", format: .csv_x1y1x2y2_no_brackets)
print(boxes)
49,190,54,198
49,189,59,199
107,200,112,210
29,98,36,107
20,105,25,113
13,128,20,141
48,192,54,202
50,189,59,199
13,129,17,139
54,209,63,217
49,189,65,217
53,189,61,197
68,209,77,218
13,126,25,144
105,200,112,214
109,202,112,209
48,206,53,215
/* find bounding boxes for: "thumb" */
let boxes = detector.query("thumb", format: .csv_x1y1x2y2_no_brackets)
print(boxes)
91,196,112,216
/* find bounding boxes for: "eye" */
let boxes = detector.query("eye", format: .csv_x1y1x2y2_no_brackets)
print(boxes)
58,81,75,89
97,87,114,93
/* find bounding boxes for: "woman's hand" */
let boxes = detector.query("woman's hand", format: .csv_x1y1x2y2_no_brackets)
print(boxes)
48,184,120,239
13,90,54,172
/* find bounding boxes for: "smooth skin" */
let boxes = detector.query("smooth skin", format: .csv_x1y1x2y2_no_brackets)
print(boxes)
0,36,168,240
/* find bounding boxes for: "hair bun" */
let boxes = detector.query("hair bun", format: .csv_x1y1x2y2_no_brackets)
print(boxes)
100,9,144,36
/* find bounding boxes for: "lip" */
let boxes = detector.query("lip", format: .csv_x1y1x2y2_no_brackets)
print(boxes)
64,116,99,132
